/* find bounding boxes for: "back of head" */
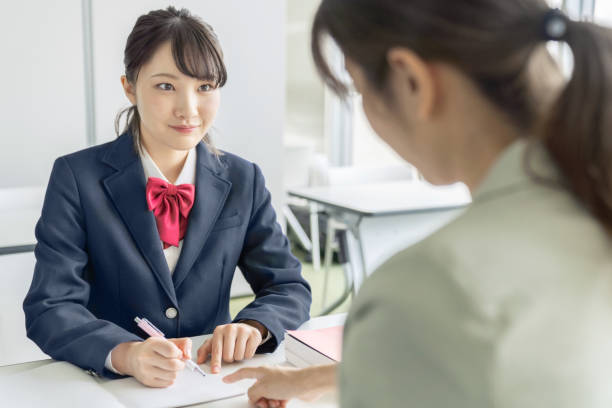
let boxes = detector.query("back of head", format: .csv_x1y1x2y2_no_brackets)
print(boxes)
312,0,612,234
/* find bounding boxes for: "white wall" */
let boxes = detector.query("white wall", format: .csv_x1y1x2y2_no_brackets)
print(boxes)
91,0,286,211
285,0,325,151
0,0,87,188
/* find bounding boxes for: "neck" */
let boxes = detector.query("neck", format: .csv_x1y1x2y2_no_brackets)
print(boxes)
140,136,189,184
434,117,519,193
418,67,522,192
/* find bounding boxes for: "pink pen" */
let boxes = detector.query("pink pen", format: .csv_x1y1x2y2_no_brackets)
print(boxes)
134,316,206,378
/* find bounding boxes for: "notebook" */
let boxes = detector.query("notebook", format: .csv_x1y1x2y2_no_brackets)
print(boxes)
285,326,343,368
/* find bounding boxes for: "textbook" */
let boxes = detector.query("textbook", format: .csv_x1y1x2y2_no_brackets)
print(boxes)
285,325,343,368
1,334,284,408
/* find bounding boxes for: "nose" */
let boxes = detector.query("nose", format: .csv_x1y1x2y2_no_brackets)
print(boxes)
174,89,199,121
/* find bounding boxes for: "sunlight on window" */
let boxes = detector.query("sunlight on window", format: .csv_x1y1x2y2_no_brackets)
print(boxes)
352,95,405,167
594,0,612,26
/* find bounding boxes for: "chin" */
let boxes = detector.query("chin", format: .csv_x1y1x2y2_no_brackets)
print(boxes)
421,172,460,186
166,135,203,150
166,137,202,151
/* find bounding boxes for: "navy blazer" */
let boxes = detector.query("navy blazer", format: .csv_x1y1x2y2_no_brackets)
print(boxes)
23,132,311,378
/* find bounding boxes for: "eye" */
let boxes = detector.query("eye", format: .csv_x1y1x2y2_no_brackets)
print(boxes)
156,83,174,91
199,83,214,92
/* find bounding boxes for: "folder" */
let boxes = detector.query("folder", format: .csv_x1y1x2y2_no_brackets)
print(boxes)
285,325,343,368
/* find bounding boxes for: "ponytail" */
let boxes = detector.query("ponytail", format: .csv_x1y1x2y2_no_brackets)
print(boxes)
115,105,141,152
542,17,612,232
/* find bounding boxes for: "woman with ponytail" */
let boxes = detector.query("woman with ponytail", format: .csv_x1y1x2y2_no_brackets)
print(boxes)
23,6,311,387
224,1,612,407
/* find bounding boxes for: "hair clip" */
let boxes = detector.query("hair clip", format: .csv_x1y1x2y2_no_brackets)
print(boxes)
542,8,570,42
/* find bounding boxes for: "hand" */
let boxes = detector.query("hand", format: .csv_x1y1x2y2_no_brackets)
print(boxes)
197,322,264,373
111,337,192,388
222,364,337,407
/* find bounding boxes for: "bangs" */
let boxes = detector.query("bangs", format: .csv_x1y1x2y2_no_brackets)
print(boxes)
170,19,227,87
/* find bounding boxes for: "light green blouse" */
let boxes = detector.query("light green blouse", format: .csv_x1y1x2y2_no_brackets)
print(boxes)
340,140,612,407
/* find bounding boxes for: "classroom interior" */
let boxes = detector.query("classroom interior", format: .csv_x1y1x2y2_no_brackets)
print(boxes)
2,1,612,406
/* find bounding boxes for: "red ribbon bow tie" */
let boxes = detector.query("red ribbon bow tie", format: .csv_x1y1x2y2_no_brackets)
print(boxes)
145,177,195,249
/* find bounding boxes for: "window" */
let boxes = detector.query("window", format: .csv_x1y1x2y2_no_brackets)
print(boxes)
594,0,612,26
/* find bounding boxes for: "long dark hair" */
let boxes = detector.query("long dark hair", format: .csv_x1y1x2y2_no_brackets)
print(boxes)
312,0,612,233
115,6,227,154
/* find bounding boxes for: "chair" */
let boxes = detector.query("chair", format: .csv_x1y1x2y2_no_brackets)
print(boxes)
0,252,50,366
0,185,46,212
0,186,48,366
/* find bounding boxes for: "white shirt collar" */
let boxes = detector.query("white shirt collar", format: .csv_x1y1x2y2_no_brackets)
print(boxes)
140,145,197,186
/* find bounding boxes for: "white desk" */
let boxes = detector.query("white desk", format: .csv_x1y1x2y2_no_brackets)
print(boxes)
289,181,471,313
0,313,346,407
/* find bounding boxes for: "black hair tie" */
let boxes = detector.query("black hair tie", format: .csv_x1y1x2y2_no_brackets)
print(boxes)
541,8,570,42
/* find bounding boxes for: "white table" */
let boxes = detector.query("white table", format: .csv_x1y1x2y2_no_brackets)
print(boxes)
0,313,346,407
289,181,471,313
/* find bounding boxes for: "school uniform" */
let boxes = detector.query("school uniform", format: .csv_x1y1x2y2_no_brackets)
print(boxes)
340,140,612,407
23,131,311,378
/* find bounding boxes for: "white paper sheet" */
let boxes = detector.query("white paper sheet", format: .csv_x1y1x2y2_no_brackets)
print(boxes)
0,335,287,408
96,335,286,408
0,361,124,408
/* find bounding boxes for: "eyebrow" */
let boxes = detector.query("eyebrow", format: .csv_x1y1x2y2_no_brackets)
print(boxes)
150,73,179,79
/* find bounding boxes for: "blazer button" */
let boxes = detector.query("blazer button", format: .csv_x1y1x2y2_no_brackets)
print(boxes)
165,307,178,319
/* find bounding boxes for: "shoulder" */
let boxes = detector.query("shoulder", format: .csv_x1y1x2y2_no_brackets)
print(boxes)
345,235,474,334
214,149,268,188
204,148,256,178
340,239,496,407
46,138,123,185
57,139,116,168
54,132,139,177
217,149,252,170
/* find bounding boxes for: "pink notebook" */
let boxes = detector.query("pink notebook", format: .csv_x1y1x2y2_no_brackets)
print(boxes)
286,325,343,362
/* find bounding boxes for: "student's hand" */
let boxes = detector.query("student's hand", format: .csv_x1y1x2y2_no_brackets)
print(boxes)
112,337,192,388
222,365,336,407
196,322,265,373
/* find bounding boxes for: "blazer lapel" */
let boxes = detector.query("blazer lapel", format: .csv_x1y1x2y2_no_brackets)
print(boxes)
172,143,232,290
101,133,178,306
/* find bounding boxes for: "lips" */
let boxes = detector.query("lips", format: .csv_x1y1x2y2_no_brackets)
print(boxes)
169,125,200,134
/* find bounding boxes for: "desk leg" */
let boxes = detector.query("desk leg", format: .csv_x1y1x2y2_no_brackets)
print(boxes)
318,230,353,316
343,216,366,296
282,205,312,251
309,202,321,272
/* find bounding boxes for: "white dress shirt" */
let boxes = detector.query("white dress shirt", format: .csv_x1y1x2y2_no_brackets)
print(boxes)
140,145,197,275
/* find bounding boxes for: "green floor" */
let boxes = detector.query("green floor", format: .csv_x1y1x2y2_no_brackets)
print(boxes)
229,248,352,319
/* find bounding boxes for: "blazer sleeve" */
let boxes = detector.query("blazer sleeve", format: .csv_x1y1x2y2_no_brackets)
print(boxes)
23,157,142,378
233,163,312,352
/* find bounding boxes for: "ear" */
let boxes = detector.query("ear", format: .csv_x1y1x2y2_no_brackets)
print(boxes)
120,75,137,105
386,47,436,120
